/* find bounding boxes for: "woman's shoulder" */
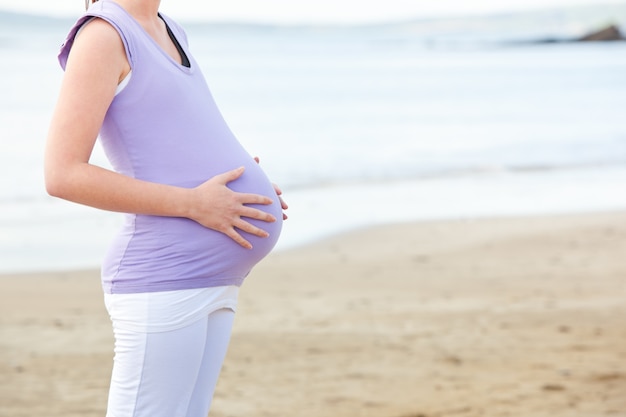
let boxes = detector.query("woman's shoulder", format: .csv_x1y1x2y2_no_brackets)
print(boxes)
59,2,138,70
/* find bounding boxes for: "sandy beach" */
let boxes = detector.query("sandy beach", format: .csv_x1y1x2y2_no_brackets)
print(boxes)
1,211,625,417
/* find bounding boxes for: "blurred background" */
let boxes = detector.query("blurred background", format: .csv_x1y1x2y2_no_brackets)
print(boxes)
0,0,625,272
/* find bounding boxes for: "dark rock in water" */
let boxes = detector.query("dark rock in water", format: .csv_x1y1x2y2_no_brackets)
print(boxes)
512,24,626,45
578,25,625,42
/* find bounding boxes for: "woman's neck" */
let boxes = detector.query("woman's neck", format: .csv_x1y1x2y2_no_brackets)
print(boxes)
110,0,162,23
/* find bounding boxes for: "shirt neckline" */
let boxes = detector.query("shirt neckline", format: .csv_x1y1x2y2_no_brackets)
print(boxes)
105,1,194,74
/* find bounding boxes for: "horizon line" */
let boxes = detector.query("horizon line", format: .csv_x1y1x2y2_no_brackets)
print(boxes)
0,2,624,27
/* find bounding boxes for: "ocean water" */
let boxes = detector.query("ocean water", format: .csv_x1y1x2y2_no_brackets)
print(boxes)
1,12,626,273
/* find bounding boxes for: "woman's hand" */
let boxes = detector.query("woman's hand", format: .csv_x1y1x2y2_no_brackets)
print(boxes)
188,166,276,249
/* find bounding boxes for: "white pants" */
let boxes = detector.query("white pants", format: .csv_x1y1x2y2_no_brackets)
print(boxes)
104,287,239,417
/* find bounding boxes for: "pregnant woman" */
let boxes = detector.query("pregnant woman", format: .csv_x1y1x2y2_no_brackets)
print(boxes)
44,0,287,416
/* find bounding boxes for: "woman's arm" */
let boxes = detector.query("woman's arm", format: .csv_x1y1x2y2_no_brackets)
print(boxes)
44,19,274,249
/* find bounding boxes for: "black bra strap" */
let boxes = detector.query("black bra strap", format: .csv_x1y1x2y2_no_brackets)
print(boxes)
160,15,191,68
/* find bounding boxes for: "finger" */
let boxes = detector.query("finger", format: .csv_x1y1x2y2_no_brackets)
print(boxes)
239,206,276,223
238,192,273,205
234,218,270,238
254,156,260,164
278,195,288,210
215,166,245,185
272,183,282,196
224,227,253,249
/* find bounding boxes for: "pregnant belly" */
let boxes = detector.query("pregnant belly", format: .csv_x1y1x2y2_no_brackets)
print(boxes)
102,162,283,290
164,160,283,270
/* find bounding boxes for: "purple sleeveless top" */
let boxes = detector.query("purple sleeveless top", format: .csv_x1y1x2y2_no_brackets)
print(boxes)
58,1,283,294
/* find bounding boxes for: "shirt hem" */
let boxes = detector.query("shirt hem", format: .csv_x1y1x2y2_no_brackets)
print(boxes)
102,275,246,295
